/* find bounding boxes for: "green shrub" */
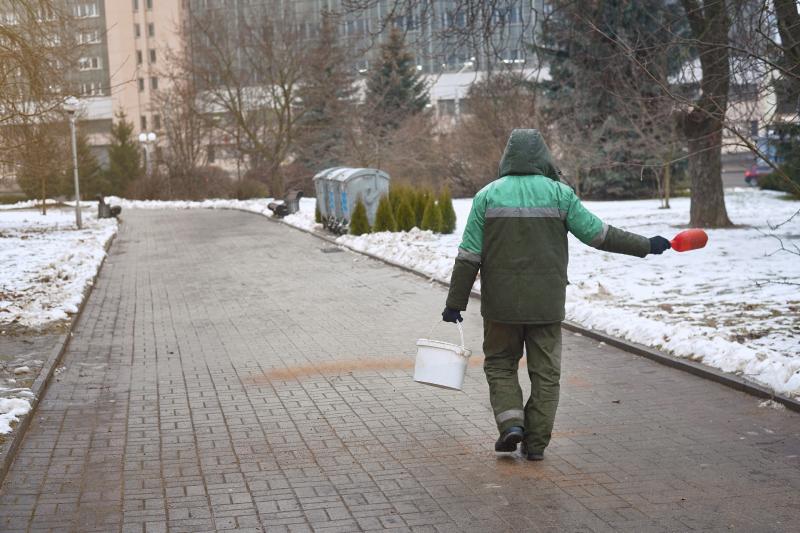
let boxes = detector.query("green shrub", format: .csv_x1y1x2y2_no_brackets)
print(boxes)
373,194,397,232
388,184,406,212
420,195,443,232
349,198,370,235
760,171,800,198
438,186,457,234
232,179,269,200
315,205,322,223
413,189,430,227
396,198,416,231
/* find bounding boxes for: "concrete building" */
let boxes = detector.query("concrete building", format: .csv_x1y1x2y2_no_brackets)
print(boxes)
54,0,185,154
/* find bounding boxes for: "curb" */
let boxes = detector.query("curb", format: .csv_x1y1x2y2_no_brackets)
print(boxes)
0,228,118,486
265,213,800,414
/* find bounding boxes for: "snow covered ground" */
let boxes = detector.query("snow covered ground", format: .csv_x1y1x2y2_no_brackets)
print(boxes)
0,207,117,328
12,190,795,397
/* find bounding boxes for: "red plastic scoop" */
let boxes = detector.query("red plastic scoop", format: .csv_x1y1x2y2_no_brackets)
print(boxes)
671,229,708,252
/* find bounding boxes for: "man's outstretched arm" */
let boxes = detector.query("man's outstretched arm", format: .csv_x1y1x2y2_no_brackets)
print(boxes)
562,185,669,257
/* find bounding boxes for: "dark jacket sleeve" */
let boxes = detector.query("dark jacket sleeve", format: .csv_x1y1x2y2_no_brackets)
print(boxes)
446,253,480,311
563,186,650,258
597,226,650,257
445,194,486,310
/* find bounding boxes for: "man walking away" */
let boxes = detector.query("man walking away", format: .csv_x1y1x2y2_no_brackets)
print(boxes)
442,129,671,461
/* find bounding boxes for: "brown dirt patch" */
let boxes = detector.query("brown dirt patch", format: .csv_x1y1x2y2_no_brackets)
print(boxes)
245,354,489,384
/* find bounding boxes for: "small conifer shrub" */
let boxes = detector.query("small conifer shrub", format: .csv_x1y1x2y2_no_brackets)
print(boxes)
373,195,397,232
438,186,457,234
420,196,443,232
413,189,429,227
349,198,370,235
395,198,416,231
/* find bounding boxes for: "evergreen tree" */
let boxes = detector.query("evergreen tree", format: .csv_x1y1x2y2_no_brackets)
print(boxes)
395,198,416,232
106,111,142,196
388,184,407,213
16,126,67,210
438,186,457,234
413,189,429,227
538,0,685,199
372,195,397,232
295,13,357,174
365,28,429,133
420,196,443,233
349,198,370,235
60,131,108,199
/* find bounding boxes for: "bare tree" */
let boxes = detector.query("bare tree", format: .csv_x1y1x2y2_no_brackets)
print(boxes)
447,71,540,195
156,43,209,198
0,0,76,168
186,5,308,196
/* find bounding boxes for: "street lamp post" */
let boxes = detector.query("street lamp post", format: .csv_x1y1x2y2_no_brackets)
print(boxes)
63,97,82,229
138,131,157,176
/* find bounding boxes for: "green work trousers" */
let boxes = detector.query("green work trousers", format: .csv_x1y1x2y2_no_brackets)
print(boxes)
483,320,562,453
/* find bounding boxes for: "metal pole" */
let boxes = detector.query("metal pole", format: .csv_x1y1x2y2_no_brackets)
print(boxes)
69,116,82,229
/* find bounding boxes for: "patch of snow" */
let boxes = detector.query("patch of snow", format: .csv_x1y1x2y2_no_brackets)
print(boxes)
0,207,117,328
13,366,30,375
0,396,31,434
758,399,786,410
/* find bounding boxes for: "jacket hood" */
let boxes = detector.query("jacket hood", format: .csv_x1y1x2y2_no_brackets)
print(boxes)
498,129,560,180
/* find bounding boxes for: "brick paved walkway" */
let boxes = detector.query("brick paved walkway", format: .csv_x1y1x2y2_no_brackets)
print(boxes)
1,209,799,533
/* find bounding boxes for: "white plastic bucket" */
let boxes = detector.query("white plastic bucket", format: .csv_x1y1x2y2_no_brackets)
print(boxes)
414,322,471,391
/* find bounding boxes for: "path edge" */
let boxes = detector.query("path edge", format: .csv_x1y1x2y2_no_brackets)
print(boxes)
0,229,118,485
262,213,800,414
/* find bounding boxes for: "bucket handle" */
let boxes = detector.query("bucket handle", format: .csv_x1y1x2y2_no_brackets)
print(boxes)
427,320,466,349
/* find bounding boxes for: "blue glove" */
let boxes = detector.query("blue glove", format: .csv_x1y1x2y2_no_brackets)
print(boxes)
649,236,671,255
441,307,463,323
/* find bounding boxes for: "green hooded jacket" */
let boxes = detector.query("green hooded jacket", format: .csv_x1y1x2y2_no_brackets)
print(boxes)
446,129,650,324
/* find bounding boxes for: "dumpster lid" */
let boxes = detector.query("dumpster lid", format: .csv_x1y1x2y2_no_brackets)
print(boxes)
312,167,389,183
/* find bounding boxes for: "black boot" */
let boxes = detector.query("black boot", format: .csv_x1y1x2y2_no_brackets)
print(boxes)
495,426,524,452
520,442,544,461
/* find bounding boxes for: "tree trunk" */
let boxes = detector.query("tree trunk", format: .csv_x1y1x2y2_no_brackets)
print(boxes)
679,0,733,228
685,110,731,226
41,177,46,215
663,158,671,209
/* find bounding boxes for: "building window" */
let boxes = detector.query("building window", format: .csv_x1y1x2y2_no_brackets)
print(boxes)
78,30,100,44
74,3,99,18
148,23,154,37
207,144,215,163
80,82,103,96
133,0,138,11
138,77,144,91
146,0,153,9
78,56,101,70
141,115,147,130
153,114,161,130
134,23,140,38
136,50,143,65
150,77,158,90
149,49,156,63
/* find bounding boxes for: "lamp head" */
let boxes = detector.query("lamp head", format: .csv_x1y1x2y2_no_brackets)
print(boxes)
138,132,147,143
62,96,80,115
147,132,157,143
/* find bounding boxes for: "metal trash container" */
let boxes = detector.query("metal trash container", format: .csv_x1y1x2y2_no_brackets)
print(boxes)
313,167,390,233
